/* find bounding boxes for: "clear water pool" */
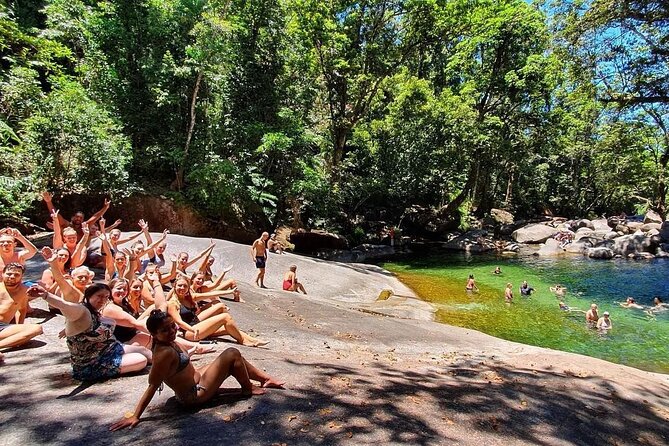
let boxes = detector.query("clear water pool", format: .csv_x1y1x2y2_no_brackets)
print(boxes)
383,252,669,373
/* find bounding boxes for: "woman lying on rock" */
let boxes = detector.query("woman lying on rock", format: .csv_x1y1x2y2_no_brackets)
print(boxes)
27,283,152,381
110,310,284,431
167,276,267,346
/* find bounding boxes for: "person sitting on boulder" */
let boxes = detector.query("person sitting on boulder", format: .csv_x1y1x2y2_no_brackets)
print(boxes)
282,265,306,294
0,263,43,363
42,191,110,241
109,309,284,431
0,228,38,279
268,233,284,254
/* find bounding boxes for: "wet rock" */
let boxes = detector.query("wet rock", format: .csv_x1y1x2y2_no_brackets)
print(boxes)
629,252,655,260
608,233,659,257
443,230,494,252
587,247,614,259
536,238,565,256
512,224,557,244
565,240,594,254
660,221,669,242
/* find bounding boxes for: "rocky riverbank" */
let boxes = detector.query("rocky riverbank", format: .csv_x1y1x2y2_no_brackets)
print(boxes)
2,234,669,445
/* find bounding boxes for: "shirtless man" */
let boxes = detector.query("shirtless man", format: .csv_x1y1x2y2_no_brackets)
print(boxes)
42,191,110,241
282,265,306,294
585,303,599,326
0,228,38,280
251,232,269,288
0,263,43,362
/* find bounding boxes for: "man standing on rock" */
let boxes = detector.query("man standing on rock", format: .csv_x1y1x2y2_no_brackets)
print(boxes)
251,232,269,288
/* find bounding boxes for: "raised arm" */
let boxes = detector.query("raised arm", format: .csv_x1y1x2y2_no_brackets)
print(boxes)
42,192,69,228
70,225,90,268
51,210,63,249
104,219,123,233
41,247,82,303
99,224,116,282
8,228,38,262
134,229,169,260
139,220,156,258
85,198,111,227
186,242,214,268
160,255,179,284
27,284,87,321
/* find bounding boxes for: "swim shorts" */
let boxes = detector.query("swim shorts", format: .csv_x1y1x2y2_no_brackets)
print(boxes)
255,256,266,269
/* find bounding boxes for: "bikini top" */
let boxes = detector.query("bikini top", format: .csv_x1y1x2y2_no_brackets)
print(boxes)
173,344,190,373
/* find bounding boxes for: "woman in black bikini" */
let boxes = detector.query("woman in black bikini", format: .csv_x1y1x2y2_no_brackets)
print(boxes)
110,310,284,431
166,277,267,346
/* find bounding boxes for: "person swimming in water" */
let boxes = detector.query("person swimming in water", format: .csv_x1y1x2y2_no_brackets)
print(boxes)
465,274,478,292
492,266,502,275
619,297,644,309
550,285,566,297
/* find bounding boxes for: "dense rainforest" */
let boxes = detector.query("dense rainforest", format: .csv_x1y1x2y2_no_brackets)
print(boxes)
1,0,668,239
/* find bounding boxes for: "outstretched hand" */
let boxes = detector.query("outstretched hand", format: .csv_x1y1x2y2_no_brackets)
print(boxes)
40,246,56,262
42,191,53,202
27,284,48,299
110,415,140,431
138,219,148,231
104,198,112,208
50,209,59,221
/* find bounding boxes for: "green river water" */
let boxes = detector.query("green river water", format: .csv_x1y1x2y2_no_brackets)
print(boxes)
383,252,669,374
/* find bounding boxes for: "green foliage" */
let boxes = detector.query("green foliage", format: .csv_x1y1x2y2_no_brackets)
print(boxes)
22,78,133,196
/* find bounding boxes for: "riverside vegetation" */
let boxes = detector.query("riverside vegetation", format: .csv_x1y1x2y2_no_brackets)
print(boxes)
1,1,668,241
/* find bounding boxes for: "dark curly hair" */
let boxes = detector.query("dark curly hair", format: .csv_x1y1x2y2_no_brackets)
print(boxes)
146,309,171,335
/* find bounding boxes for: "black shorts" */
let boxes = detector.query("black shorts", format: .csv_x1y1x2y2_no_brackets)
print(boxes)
255,256,266,269
0,321,10,332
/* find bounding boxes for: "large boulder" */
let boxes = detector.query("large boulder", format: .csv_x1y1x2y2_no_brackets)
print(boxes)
565,239,594,254
627,222,644,232
573,219,594,230
608,233,659,257
290,230,349,253
587,247,614,259
443,230,494,252
490,208,514,225
591,218,610,231
512,224,557,244
641,222,662,232
644,210,663,224
535,238,564,256
660,221,669,242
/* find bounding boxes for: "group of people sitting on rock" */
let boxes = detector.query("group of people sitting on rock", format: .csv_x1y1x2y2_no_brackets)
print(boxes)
1,194,287,430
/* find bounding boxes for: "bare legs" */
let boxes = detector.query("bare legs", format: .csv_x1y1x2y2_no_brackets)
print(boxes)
255,268,266,288
0,324,42,349
194,348,284,403
119,344,152,374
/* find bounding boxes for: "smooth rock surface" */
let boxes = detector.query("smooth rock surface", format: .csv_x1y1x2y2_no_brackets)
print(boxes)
512,224,557,244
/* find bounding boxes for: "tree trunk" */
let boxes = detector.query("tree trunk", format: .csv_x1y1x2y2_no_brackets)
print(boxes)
175,71,203,191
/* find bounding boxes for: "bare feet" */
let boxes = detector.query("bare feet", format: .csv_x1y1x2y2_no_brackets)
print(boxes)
240,384,266,397
260,377,285,389
232,290,245,303
242,338,269,347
